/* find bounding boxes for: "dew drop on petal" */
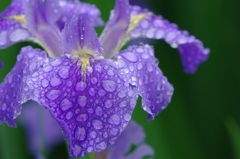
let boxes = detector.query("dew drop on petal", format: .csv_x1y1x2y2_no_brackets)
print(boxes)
91,77,98,84
105,100,112,108
51,58,62,66
118,90,126,98
10,29,30,42
92,120,103,130
50,77,62,87
73,145,81,157
121,52,138,62
95,106,103,116
108,114,120,125
110,128,119,136
119,101,127,108
41,79,49,87
96,141,107,151
76,113,88,122
66,111,73,120
0,31,7,45
75,127,86,141
43,65,53,72
60,99,72,111
124,114,131,121
90,131,97,138
77,96,87,107
46,90,60,100
75,81,87,91
102,80,116,92
88,88,95,96
58,66,70,79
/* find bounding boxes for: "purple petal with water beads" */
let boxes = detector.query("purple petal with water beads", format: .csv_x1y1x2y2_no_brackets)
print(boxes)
128,5,210,73
18,101,63,157
61,13,103,57
0,0,32,49
114,44,174,119
0,46,47,127
57,0,104,31
100,0,130,58
106,121,154,159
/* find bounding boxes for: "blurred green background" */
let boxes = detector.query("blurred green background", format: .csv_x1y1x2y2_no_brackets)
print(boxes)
0,0,240,158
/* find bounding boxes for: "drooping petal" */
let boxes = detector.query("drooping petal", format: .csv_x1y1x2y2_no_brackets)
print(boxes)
0,0,32,49
57,0,104,30
61,13,103,57
25,0,62,57
100,0,130,58
0,46,48,127
126,5,210,73
19,100,63,157
114,44,174,120
26,54,139,157
106,121,154,159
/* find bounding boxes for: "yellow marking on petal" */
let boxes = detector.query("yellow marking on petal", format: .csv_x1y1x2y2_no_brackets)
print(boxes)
80,56,90,79
130,14,146,24
5,15,26,23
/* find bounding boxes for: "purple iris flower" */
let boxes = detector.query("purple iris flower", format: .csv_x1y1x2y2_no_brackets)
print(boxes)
18,101,63,158
0,0,209,157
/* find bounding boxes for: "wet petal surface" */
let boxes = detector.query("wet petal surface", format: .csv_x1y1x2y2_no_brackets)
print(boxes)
128,5,210,73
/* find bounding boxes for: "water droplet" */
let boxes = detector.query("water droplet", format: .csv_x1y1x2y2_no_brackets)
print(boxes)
75,81,87,91
119,101,127,108
121,52,138,62
88,88,95,96
46,90,60,100
0,31,7,45
75,127,86,141
118,90,126,98
73,145,81,157
87,147,93,152
76,113,88,122
66,111,73,120
91,77,98,84
130,98,137,109
92,120,103,130
141,19,149,29
102,80,116,92
103,132,108,138
108,114,120,125
51,58,62,66
2,103,6,110
50,77,62,87
110,128,119,136
137,63,143,69
43,65,53,72
105,100,112,108
124,114,131,121
95,106,103,116
155,30,165,39
58,66,70,79
166,32,177,42
107,69,114,76
96,141,107,151
77,96,87,107
98,89,106,96
90,131,97,138
147,63,153,72
60,99,72,111
41,79,49,87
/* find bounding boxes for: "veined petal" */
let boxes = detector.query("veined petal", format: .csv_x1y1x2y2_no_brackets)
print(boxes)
100,0,130,58
27,55,139,157
19,101,63,157
57,0,104,30
25,0,62,57
114,44,174,119
125,5,210,73
61,13,103,57
106,121,154,159
0,0,32,49
0,46,48,127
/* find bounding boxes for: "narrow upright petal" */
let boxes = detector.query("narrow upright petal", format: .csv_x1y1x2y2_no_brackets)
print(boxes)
114,44,174,119
0,46,47,127
106,121,154,159
57,0,104,30
126,5,210,73
61,13,103,57
0,0,31,49
100,0,130,58
19,101,63,157
25,0,62,57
